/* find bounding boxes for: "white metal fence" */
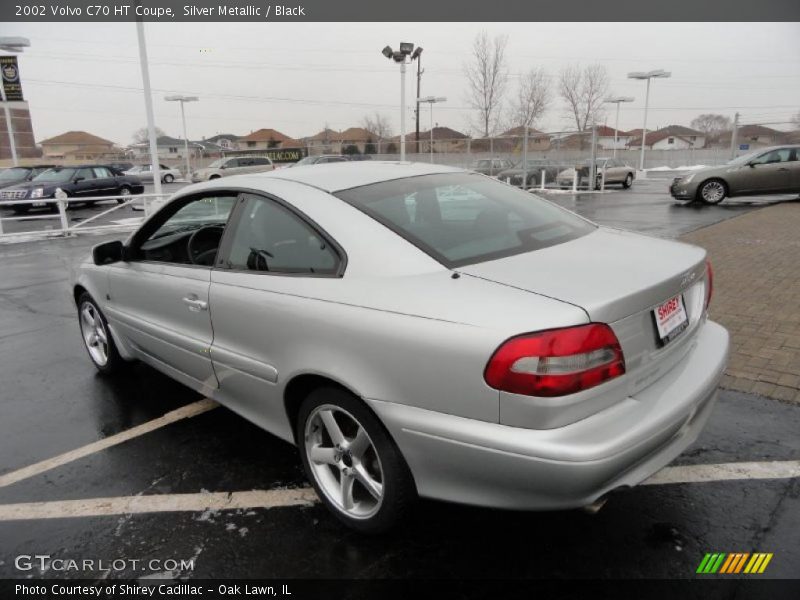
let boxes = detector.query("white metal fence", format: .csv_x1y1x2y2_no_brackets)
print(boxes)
0,193,169,241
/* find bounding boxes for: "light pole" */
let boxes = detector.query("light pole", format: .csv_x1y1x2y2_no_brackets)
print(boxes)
0,36,30,166
603,96,634,158
135,13,163,202
165,94,199,179
627,70,670,171
382,43,421,161
417,96,446,163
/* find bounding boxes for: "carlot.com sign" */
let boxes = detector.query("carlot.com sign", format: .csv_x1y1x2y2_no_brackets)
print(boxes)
228,148,307,164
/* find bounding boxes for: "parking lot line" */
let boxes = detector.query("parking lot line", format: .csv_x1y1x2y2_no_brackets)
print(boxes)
0,460,797,522
642,460,800,485
0,398,218,489
0,488,318,521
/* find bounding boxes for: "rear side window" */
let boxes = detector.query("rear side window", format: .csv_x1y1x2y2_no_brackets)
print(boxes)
336,172,595,268
223,194,340,275
252,157,269,165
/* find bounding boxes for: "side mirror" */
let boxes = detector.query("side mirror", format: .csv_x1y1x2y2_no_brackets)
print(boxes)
73,176,85,183
93,240,125,265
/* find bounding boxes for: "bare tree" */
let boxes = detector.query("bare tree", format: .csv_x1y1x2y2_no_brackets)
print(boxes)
791,111,800,128
361,113,393,141
690,114,732,135
558,63,609,135
132,126,166,143
510,67,551,132
464,31,509,137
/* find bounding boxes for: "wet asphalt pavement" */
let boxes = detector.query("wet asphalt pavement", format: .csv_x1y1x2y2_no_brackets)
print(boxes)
0,179,799,582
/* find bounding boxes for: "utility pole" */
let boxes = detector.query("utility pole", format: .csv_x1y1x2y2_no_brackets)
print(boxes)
730,112,740,160
415,57,423,154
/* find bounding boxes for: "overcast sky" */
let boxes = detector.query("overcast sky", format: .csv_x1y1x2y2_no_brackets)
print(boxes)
4,22,800,145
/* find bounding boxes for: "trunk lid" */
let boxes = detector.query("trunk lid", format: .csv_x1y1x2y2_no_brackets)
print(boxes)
457,227,706,324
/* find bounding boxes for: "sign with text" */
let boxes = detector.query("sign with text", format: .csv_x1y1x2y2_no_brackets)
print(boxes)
1,56,24,101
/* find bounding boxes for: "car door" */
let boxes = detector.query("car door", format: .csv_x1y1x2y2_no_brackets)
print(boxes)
736,148,793,194
222,158,243,176
69,167,99,198
786,147,800,191
208,192,343,431
105,192,239,392
91,166,117,196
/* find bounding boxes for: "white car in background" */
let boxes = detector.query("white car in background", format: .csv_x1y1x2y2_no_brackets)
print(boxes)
124,164,182,184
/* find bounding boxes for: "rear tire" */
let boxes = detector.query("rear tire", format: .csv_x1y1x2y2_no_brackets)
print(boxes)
296,387,416,534
77,293,125,375
698,179,727,205
163,174,174,183
209,174,221,180
117,186,132,204
622,173,633,189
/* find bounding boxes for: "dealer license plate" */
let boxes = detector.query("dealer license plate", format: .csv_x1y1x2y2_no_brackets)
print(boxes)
653,294,688,345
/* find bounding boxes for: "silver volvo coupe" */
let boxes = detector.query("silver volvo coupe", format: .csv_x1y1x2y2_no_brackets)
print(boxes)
73,162,729,533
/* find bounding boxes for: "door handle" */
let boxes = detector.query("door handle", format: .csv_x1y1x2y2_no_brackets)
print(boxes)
182,296,208,312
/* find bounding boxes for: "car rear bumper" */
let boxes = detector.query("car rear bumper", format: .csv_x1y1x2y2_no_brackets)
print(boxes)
367,319,729,510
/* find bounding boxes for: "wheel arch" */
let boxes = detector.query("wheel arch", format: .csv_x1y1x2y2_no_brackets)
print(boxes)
283,372,378,446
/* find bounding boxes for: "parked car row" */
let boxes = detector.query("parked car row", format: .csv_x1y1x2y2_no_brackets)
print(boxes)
0,165,144,214
473,157,635,190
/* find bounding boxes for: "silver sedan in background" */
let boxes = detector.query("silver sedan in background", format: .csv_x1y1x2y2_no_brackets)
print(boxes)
73,162,728,533
124,164,183,184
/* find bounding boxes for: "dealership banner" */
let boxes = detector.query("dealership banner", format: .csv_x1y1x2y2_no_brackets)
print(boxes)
0,56,23,102
1,0,798,21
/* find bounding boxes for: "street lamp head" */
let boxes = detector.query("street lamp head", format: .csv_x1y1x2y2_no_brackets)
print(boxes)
381,45,393,59
627,70,671,80
411,46,423,60
399,42,414,56
165,95,199,102
605,96,635,103
0,36,30,53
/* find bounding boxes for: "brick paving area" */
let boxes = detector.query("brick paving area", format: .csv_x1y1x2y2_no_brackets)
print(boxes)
681,200,800,403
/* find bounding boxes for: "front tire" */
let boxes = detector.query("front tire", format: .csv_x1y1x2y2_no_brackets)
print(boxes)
297,387,416,534
77,293,124,375
698,179,727,204
163,174,174,184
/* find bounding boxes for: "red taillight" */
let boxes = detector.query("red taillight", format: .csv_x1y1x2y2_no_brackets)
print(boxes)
705,259,714,310
484,324,626,397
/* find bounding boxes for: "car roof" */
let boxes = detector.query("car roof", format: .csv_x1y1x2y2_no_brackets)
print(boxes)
251,160,465,193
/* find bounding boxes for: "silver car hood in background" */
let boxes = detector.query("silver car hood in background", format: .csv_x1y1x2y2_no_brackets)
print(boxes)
457,227,707,323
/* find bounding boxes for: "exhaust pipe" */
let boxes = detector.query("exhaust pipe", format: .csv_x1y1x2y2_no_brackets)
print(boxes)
582,496,609,514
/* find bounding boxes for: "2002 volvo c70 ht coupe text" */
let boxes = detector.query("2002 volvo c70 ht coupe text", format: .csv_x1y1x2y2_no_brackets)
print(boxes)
73,162,729,533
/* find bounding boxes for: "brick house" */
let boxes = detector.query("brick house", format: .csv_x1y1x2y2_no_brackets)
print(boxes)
628,125,706,150
39,131,119,160
237,129,301,151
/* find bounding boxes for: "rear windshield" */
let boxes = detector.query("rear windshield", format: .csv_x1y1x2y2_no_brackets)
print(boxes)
335,172,595,267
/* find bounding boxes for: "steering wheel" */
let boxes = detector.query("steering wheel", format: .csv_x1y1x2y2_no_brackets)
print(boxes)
187,225,224,266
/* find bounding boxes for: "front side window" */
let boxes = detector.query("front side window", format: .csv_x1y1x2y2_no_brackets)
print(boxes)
136,195,238,265
75,168,95,181
33,168,76,183
223,194,339,275
336,172,595,268
225,159,239,168
752,149,792,165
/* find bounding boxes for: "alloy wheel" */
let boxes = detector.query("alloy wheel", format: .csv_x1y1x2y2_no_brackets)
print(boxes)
304,404,384,519
79,302,109,366
701,181,725,204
